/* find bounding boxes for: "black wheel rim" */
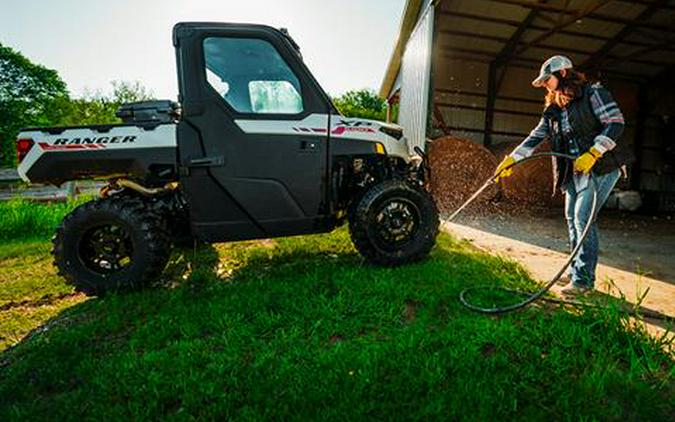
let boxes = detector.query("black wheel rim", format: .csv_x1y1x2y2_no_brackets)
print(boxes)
78,224,134,274
371,197,421,251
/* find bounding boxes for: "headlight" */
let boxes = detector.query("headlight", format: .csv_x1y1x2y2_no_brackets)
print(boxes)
379,126,403,140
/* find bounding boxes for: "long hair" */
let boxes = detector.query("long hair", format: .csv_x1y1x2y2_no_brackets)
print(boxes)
544,69,588,108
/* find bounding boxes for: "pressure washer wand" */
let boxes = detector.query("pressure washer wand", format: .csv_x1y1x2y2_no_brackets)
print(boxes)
446,178,496,222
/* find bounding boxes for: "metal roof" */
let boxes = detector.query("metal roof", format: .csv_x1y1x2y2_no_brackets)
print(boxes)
380,0,675,96
380,0,425,99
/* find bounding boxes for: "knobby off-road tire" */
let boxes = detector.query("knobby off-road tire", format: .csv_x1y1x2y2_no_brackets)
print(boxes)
349,179,439,266
52,196,172,296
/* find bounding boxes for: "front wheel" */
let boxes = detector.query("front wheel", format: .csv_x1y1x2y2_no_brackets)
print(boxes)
349,180,439,266
52,196,172,296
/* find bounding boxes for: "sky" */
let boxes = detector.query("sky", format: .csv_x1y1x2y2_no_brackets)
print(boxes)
0,0,407,99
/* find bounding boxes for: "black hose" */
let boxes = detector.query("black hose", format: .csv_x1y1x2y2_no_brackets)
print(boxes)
455,152,601,314
454,153,674,321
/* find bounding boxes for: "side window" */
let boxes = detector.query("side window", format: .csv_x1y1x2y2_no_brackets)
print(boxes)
203,37,303,114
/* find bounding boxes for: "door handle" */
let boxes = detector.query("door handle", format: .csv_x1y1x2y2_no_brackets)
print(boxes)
299,140,319,152
188,155,225,167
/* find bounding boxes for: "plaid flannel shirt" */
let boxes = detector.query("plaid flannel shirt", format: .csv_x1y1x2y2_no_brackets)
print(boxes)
511,82,624,161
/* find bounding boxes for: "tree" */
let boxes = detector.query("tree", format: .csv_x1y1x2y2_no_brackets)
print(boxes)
0,43,69,166
0,41,155,168
332,89,388,121
57,81,154,126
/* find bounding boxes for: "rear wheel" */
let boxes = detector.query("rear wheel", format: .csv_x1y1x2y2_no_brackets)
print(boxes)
349,180,439,266
52,196,172,296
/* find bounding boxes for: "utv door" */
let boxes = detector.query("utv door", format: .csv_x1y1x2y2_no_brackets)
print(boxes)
173,23,335,242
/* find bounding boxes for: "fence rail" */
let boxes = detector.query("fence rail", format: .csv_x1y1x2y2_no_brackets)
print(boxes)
0,168,92,202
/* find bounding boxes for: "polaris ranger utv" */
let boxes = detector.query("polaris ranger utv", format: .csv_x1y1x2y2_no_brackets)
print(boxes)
16,22,439,296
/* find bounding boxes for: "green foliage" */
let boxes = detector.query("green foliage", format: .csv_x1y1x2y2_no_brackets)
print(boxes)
0,43,69,167
0,197,90,241
0,221,673,419
333,89,388,121
0,42,155,168
56,81,154,126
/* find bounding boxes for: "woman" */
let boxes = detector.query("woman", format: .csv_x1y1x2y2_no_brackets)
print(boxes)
494,55,630,296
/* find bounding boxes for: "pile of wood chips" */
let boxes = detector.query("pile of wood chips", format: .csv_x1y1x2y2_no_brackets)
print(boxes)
489,140,565,207
427,136,498,213
427,136,565,215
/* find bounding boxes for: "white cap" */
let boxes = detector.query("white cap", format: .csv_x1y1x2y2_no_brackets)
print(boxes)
532,55,574,87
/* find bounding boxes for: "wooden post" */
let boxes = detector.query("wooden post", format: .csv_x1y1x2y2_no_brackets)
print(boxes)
631,86,647,190
483,62,497,148
65,181,77,199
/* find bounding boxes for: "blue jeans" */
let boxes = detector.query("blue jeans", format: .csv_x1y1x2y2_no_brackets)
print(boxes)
564,169,620,288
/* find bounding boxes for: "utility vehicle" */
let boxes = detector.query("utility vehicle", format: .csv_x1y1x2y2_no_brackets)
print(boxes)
16,22,439,295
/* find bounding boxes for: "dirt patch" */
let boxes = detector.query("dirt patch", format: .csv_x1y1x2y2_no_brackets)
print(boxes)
329,334,344,345
404,299,422,322
0,292,83,312
257,239,277,248
481,342,497,357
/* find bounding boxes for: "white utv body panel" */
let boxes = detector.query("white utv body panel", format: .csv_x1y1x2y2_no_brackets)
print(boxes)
330,117,412,163
17,124,177,184
234,114,414,163
19,114,414,187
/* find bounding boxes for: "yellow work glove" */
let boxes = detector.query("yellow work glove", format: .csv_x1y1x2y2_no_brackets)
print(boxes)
494,156,516,182
574,147,602,174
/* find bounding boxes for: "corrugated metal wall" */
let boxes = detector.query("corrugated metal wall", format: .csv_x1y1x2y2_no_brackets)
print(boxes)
431,58,544,147
398,4,435,154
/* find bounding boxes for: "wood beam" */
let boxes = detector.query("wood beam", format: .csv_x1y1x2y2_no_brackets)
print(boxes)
512,0,614,57
438,29,667,67
493,1,543,92
438,10,675,52
632,27,674,45
436,101,541,118
434,88,544,105
594,39,675,70
432,104,452,135
486,0,675,36
536,13,557,25
441,46,654,76
439,52,648,82
583,0,668,70
489,0,610,13
431,124,531,138
617,0,675,11
442,46,539,62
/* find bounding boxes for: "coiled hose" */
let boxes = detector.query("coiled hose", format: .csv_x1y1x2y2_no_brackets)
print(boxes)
452,152,673,321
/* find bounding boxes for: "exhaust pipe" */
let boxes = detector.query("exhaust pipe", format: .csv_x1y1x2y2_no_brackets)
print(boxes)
101,179,179,197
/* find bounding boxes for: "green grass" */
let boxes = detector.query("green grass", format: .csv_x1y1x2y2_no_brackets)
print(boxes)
0,204,673,420
0,198,89,241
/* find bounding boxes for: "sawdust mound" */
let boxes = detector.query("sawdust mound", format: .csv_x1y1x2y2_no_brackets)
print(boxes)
489,140,564,207
428,136,498,213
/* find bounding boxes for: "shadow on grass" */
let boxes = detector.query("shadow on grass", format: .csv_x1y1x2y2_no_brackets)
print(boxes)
1,233,673,420
0,237,525,364
1,235,668,358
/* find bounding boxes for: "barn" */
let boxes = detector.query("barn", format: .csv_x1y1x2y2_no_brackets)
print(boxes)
380,0,675,212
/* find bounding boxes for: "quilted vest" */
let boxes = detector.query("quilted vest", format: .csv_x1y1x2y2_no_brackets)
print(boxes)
543,84,632,192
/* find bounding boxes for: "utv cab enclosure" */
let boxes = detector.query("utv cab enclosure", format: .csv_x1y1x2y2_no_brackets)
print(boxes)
16,22,439,296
